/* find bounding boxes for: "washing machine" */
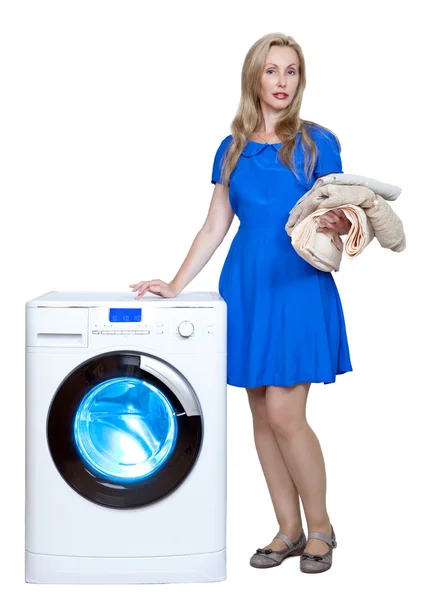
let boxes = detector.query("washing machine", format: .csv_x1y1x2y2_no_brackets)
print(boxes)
25,291,227,584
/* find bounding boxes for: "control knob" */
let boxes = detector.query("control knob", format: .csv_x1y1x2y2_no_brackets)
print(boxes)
178,320,195,338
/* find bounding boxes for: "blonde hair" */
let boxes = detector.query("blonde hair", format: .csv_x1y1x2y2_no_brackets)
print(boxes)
219,32,341,187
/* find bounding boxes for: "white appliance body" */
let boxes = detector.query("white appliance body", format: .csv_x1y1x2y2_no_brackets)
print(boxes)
25,291,227,584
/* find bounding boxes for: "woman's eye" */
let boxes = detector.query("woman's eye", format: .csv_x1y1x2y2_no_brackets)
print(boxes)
266,69,296,75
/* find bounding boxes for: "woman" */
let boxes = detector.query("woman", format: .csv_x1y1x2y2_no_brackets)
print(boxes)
129,32,353,574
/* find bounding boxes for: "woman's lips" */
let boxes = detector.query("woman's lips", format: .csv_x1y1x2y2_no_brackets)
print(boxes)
273,93,288,99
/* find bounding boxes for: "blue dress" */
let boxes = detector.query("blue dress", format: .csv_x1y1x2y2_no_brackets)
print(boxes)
211,126,353,388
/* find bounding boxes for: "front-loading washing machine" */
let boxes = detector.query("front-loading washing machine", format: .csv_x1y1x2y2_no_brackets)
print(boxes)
25,291,227,584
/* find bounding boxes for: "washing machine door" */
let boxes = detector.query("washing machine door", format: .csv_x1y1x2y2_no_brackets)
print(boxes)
47,351,203,509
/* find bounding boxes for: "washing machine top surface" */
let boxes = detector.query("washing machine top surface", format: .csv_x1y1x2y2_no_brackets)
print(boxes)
26,290,223,307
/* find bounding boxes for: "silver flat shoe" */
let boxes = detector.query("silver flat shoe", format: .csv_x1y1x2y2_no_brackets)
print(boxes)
250,529,307,568
300,525,337,573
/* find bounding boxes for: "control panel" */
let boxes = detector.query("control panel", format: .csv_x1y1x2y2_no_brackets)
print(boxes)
25,296,226,352
87,304,223,351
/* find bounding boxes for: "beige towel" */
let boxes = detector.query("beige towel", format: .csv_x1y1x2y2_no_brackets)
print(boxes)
291,173,401,211
286,185,406,253
291,204,375,272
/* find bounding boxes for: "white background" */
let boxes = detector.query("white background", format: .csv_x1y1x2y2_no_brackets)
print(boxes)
1,0,427,597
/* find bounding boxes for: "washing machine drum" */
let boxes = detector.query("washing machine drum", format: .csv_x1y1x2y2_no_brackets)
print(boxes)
47,352,203,509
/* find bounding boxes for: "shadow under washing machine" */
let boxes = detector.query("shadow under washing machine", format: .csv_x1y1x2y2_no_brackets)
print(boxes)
25,291,227,584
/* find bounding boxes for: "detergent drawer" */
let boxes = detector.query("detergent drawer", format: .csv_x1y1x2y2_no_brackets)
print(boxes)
26,307,89,348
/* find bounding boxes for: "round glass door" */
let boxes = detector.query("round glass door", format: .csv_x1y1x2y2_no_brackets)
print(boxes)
74,377,178,482
47,352,202,508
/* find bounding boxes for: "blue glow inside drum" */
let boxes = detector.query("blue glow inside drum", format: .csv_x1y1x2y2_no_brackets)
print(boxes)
73,377,178,482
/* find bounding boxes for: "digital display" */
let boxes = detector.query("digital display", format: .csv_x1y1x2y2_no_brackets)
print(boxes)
109,308,142,323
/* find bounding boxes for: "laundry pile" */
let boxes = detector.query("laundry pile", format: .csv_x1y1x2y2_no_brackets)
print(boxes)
285,173,406,272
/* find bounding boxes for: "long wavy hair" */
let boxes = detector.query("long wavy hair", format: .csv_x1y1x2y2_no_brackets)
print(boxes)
219,32,341,187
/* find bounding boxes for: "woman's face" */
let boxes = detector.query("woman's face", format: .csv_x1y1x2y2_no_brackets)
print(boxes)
259,46,300,111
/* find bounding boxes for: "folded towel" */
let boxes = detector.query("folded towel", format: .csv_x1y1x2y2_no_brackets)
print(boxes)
290,204,375,272
286,184,406,253
291,172,401,212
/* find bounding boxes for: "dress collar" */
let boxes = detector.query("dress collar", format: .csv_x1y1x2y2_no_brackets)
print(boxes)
241,140,282,156
241,132,301,157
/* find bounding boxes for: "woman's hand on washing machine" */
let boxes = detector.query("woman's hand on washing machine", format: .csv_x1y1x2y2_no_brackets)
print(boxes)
129,280,179,299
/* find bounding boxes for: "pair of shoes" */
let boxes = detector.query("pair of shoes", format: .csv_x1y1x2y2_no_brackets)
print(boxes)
300,524,337,574
250,529,307,568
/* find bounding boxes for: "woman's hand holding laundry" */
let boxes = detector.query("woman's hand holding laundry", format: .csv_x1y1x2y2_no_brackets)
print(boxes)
129,280,179,299
316,209,351,236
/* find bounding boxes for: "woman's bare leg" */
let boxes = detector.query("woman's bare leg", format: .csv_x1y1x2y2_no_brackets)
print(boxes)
264,383,333,555
246,385,303,551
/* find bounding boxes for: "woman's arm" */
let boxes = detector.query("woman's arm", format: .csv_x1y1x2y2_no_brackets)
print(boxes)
169,183,235,294
130,183,235,298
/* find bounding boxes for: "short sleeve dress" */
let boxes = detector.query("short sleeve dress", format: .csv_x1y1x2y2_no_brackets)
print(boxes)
211,126,353,388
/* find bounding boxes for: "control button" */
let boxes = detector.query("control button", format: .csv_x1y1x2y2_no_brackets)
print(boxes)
101,331,109,335
157,322,164,326
92,330,100,335
107,331,115,335
178,321,195,338
157,330,164,335
114,331,122,335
